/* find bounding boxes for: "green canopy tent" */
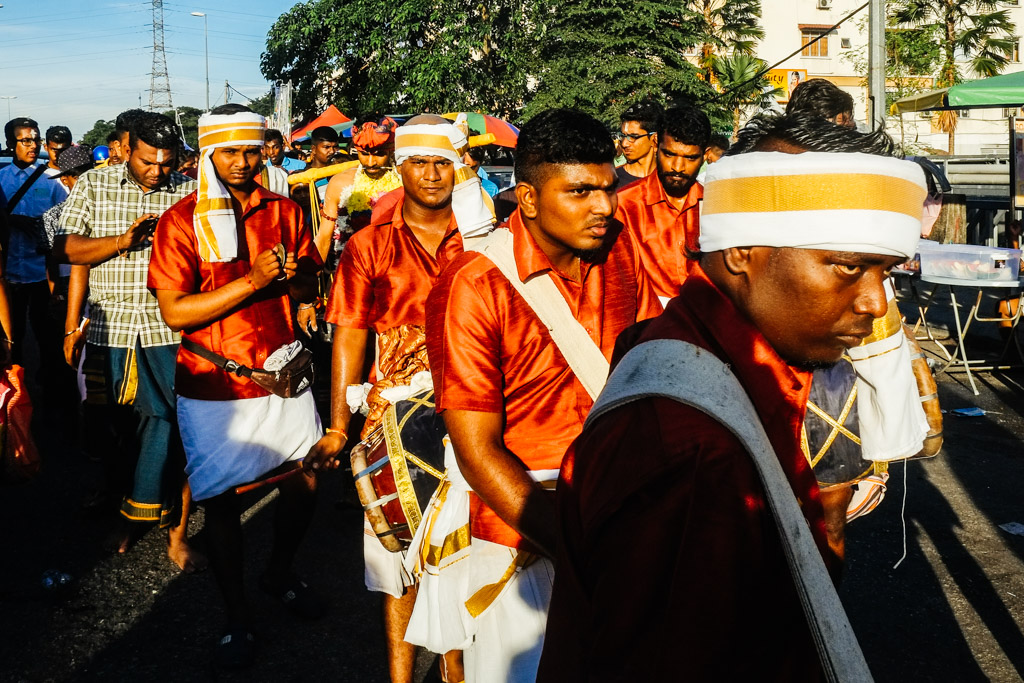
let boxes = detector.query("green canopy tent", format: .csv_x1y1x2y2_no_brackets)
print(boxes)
890,69,1024,114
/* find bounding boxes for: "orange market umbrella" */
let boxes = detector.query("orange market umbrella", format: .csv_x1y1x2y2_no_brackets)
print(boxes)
442,112,519,148
289,105,351,143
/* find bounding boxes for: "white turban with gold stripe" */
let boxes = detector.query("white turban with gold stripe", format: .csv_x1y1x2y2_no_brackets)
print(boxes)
194,111,267,262
394,121,494,238
700,151,927,258
703,150,930,462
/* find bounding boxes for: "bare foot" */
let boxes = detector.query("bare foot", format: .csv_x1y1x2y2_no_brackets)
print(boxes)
103,520,147,554
168,534,208,573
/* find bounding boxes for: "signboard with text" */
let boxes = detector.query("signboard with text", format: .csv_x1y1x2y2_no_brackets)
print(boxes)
767,69,809,102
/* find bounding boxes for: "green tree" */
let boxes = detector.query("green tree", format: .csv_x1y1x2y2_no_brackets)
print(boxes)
261,0,536,121
894,0,1015,153
523,0,715,125
843,16,940,152
710,53,778,136
80,119,114,147
688,0,765,82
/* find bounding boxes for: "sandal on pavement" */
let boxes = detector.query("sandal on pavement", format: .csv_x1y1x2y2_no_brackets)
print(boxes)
259,574,329,620
214,628,256,670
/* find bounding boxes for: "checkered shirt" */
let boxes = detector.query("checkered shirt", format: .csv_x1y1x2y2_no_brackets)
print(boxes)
58,164,197,348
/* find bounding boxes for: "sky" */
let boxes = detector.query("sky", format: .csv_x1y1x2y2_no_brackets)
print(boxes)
0,0,298,140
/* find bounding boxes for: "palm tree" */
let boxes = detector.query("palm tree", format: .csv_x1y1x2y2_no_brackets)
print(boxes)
712,53,780,136
893,0,1015,153
688,0,765,82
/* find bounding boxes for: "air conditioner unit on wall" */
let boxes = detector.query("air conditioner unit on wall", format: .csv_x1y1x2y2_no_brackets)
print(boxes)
817,0,832,8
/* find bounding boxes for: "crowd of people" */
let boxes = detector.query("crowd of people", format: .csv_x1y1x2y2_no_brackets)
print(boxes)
1,77,941,681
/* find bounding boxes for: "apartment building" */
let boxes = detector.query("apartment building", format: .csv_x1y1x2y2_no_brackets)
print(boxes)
754,0,1024,155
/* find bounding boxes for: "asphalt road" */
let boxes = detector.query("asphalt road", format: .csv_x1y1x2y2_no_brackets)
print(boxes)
2,285,1024,682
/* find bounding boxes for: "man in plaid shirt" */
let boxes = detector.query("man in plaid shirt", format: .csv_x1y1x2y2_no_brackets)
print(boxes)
55,112,205,572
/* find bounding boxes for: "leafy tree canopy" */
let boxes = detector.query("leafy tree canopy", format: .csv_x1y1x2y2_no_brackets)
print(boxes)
261,0,535,121
523,0,716,126
79,119,114,147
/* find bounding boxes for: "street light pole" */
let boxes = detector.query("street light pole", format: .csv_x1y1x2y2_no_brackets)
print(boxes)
0,96,16,121
191,11,209,111
868,0,886,131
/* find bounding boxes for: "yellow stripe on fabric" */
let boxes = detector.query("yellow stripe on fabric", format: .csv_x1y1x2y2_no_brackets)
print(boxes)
860,298,902,345
197,213,223,261
384,404,423,536
198,129,266,148
195,197,234,213
454,167,478,185
465,551,534,618
423,524,471,567
395,133,459,155
117,347,138,405
702,174,926,219
198,120,265,134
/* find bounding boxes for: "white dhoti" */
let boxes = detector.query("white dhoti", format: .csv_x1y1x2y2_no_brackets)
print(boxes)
178,389,322,501
363,518,415,597
463,539,555,683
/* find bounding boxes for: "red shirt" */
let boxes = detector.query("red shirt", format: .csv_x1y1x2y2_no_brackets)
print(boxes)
615,173,702,300
148,187,321,401
325,197,462,334
537,267,830,682
426,209,663,548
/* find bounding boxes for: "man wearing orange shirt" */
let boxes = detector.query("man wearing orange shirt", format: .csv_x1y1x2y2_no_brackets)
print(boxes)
149,106,324,670
616,104,711,304
425,109,662,683
615,101,662,187
306,115,492,683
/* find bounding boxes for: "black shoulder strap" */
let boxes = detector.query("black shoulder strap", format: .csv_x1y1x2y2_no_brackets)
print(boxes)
181,337,253,377
6,165,49,214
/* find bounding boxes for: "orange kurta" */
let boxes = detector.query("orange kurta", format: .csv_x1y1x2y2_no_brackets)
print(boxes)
615,173,702,300
426,209,663,548
148,187,321,401
325,198,462,333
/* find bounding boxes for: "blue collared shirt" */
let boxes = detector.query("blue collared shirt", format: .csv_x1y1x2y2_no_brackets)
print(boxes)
0,161,66,283
270,155,306,173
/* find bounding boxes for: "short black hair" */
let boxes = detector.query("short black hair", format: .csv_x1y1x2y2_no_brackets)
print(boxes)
729,112,896,157
114,108,146,137
467,146,487,164
786,79,855,121
709,133,731,152
46,126,72,144
128,111,180,151
515,109,616,186
106,130,121,145
620,102,663,133
659,105,711,149
5,117,38,145
210,103,252,116
311,126,339,144
265,128,284,145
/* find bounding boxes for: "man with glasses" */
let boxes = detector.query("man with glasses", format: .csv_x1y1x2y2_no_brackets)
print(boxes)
615,105,710,304
616,102,663,187
0,117,67,397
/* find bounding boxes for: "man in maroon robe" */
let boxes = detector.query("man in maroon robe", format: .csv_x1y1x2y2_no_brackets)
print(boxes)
538,114,926,682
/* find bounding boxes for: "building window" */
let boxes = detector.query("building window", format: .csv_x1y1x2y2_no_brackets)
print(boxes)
801,29,830,57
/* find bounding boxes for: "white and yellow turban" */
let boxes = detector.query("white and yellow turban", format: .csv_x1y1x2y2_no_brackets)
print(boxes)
702,151,930,462
394,120,494,238
700,151,927,259
194,111,267,262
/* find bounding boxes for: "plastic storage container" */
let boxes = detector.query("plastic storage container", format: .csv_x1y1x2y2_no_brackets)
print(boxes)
918,242,1021,282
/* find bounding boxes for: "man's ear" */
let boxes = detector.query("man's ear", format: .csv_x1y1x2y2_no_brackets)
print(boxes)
650,132,658,148
515,182,539,220
721,247,756,276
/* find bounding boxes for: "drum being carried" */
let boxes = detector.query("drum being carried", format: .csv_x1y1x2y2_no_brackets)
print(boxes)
350,389,447,552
